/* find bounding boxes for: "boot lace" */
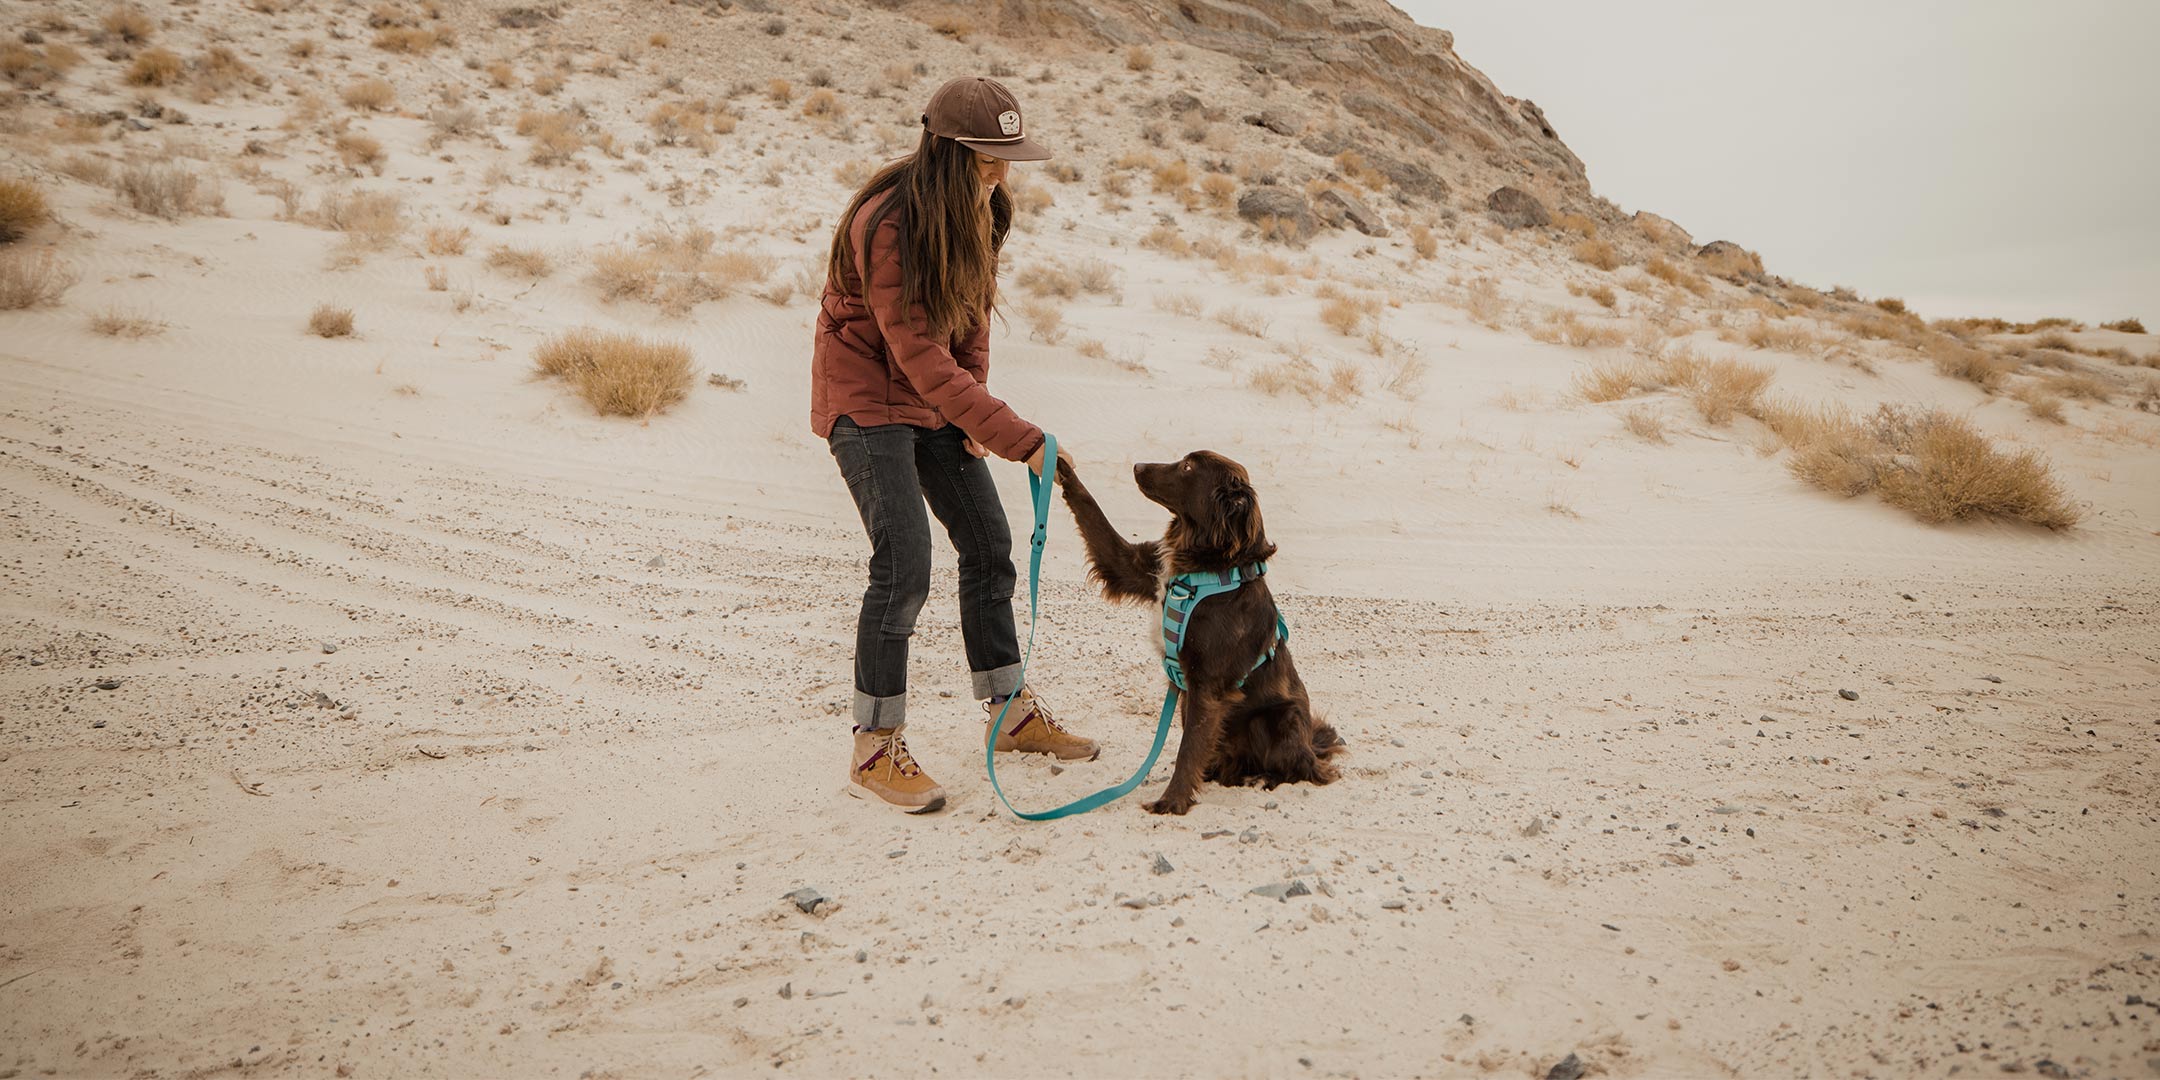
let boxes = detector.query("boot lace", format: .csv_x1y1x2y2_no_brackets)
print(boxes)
871,728,922,777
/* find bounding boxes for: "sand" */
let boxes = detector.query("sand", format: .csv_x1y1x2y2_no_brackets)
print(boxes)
3,1,2159,1077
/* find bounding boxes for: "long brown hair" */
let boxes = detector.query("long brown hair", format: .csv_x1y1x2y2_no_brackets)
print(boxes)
827,129,1013,340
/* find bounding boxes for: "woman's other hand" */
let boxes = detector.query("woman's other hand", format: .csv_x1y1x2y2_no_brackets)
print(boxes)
1024,440,1073,481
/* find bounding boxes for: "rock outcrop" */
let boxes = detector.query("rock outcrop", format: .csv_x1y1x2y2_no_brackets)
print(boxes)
1485,186,1550,230
904,0,1588,203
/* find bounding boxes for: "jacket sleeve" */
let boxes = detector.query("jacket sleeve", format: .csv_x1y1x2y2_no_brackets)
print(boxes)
862,218,1044,462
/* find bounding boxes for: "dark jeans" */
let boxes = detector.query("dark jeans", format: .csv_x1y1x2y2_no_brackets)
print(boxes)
827,417,1023,730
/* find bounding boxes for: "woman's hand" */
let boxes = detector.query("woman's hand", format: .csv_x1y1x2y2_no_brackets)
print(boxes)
1024,441,1073,481
964,438,990,459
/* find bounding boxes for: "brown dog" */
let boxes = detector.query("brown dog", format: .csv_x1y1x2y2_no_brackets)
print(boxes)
1056,453,1342,815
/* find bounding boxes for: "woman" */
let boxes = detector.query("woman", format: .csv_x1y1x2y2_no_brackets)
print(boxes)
812,76,1097,814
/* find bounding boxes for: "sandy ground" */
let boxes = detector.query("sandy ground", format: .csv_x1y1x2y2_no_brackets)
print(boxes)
4,1,2160,1077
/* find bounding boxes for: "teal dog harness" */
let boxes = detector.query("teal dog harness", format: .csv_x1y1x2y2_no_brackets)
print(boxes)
1161,562,1290,692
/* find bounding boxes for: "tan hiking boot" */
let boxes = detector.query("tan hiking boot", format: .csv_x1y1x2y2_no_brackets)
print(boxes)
983,685,1100,761
847,726,946,813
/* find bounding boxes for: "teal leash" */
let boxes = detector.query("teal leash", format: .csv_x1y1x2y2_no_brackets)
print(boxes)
984,433,1179,821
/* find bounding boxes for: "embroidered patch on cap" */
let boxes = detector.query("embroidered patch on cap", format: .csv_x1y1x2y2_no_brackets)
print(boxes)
997,110,1020,136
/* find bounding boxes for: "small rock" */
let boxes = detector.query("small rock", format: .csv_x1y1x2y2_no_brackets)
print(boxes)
1263,800,1278,810
1004,995,1027,1008
1982,674,2003,683
1458,1013,1475,1025
887,850,905,859
95,679,121,691
1544,1052,1587,1080
92,720,107,729
1981,807,2007,818
1151,852,1174,875
1388,736,1405,747
733,996,749,1008
646,554,666,569
782,887,829,915
28,657,44,666
2035,1060,2069,1080
1119,896,1152,910
854,949,867,963
1235,186,1315,242
1238,826,1260,844
1248,879,1311,903
1200,829,1232,839
611,981,622,989
321,642,338,654
1170,916,1184,927
1380,898,1407,911
778,982,792,1000
1838,689,1860,701
1521,817,1545,838
1485,185,1551,229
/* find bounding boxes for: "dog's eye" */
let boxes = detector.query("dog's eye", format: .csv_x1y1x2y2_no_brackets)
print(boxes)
1181,461,1193,472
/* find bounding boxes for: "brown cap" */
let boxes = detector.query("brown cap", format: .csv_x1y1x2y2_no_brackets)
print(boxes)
922,76,1051,162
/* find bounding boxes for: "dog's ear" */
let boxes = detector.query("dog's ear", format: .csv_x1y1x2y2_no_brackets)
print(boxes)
1201,477,1261,554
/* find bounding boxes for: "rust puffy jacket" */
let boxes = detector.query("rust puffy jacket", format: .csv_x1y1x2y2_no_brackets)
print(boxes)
810,188,1044,462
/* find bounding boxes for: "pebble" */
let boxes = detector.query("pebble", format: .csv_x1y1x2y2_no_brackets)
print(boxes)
782,887,829,915
854,950,867,963
733,997,748,1008
95,679,121,691
28,657,43,666
1170,916,1184,927
1838,689,1859,701
1151,853,1174,875
1389,736,1405,747
1248,879,1310,902
646,554,666,568
1004,995,1027,1009
1544,1052,1587,1080
92,720,107,729
1520,817,1545,838
1420,770,1433,779
778,982,792,1000
887,850,906,859
1982,674,2003,683
320,642,338,654
1380,898,1406,911
1263,800,1278,810
1239,826,1260,844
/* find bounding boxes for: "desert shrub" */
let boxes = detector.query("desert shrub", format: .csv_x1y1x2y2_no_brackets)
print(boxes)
1571,359,1649,403
102,6,157,43
1698,244,1764,281
930,15,971,40
1212,304,1269,338
1572,237,1624,272
2011,385,2066,424
587,245,658,301
1249,358,1322,399
1552,212,1597,237
1151,158,1192,195
519,110,583,164
424,224,470,255
800,88,843,121
1530,309,1626,349
1927,339,2012,391
1004,175,1052,215
2042,371,2112,402
1686,357,1773,425
1463,278,1507,328
1622,405,1667,444
88,305,163,337
1198,172,1236,209
1017,297,1065,344
1126,46,1155,71
485,60,516,88
488,245,553,278
1333,151,1387,192
1408,224,1437,260
113,162,219,219
1873,297,1908,315
1016,264,1077,299
0,250,78,309
1770,402,2076,527
372,25,443,53
341,77,395,111
335,132,386,173
2100,317,2145,334
1642,255,1708,295
312,190,404,245
308,303,354,337
530,73,562,96
1140,223,1190,257
1153,291,1202,318
766,78,793,104
1744,318,1830,358
533,327,694,418
1320,296,1367,337
0,178,48,242
124,46,183,86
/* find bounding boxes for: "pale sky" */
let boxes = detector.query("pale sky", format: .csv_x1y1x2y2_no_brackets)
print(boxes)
1402,1,2159,325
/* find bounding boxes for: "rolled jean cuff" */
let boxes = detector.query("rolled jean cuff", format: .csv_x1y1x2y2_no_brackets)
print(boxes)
971,662,1024,701
853,689,907,731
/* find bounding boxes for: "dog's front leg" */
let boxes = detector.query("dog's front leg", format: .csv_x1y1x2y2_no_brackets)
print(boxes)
1057,459,1164,603
1145,691,1225,815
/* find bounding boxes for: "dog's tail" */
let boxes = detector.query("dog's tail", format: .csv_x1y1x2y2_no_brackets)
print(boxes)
1311,717,1346,758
